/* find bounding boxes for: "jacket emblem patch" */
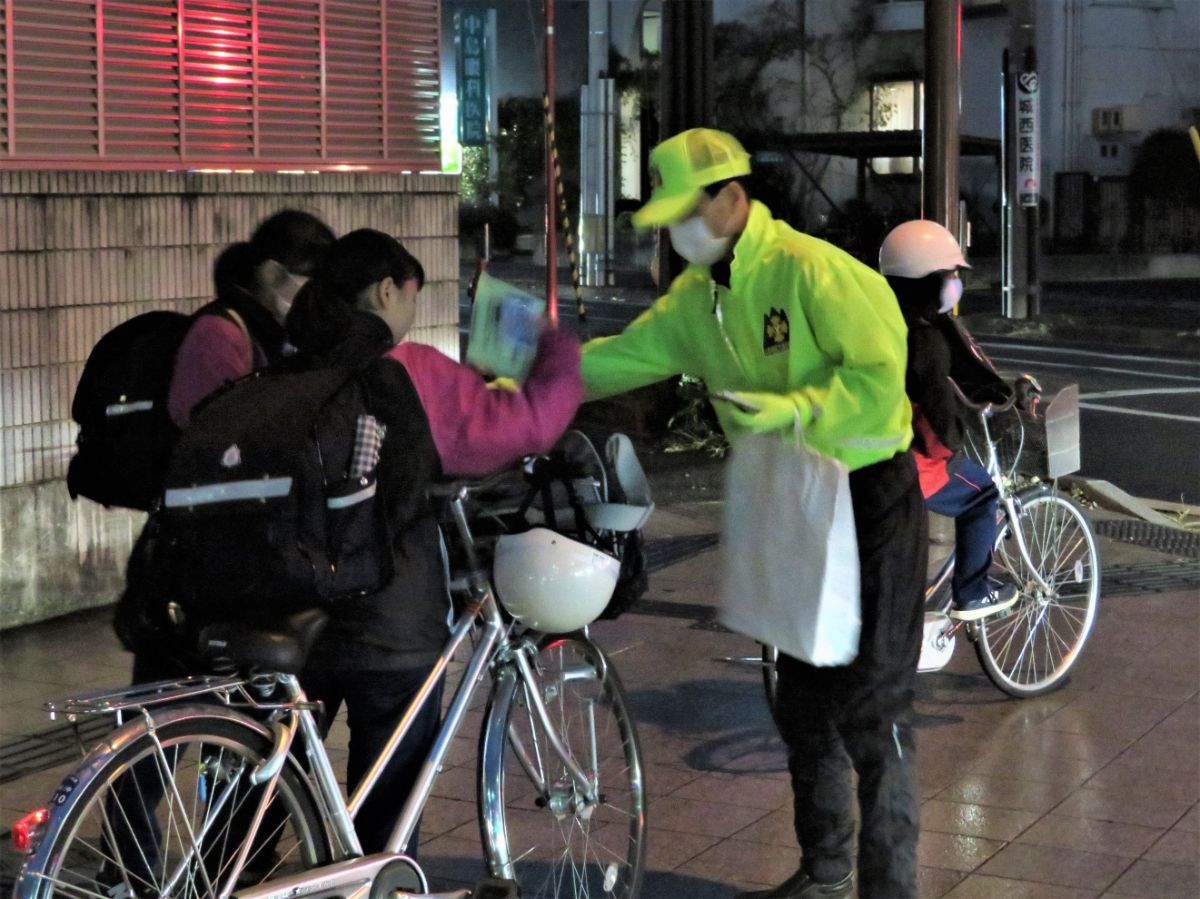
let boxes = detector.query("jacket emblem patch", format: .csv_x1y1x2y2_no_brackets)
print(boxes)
762,308,790,355
220,444,242,468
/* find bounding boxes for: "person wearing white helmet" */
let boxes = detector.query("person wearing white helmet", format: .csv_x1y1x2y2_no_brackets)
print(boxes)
878,220,1020,620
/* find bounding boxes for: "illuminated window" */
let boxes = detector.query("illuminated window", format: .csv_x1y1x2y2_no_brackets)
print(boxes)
870,79,923,175
642,11,661,55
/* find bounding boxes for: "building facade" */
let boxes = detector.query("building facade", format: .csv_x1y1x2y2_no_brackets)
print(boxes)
0,1,459,629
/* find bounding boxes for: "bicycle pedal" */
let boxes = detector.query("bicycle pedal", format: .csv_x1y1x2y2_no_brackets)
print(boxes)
917,612,955,673
470,876,519,898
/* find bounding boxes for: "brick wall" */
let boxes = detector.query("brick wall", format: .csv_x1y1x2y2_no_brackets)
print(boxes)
0,170,460,629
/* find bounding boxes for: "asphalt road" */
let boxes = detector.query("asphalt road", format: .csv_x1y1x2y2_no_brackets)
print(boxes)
978,337,1200,505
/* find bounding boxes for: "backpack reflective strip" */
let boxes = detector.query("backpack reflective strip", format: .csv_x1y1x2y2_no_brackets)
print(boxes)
105,400,154,416
326,482,376,509
164,477,293,508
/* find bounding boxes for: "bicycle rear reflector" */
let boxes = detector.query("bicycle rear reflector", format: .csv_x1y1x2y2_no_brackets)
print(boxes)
12,807,47,854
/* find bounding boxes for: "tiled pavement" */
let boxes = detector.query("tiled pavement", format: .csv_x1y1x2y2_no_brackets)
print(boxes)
1,501,1197,898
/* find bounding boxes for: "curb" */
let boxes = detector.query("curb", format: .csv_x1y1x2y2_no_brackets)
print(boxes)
1063,476,1195,530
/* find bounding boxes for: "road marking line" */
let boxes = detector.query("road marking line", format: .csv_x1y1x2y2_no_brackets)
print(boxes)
1079,387,1200,400
986,356,1200,383
979,341,1200,368
1077,403,1200,424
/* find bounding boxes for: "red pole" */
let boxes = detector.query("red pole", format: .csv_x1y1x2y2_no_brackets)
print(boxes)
544,0,558,323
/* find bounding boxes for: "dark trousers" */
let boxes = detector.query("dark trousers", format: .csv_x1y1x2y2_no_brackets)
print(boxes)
773,452,927,899
925,455,999,605
301,666,443,856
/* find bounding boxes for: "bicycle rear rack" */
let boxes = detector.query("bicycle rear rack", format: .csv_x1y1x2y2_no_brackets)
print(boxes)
44,674,243,722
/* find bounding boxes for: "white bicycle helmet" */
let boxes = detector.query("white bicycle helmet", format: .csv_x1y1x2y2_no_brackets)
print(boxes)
879,219,971,279
493,527,620,633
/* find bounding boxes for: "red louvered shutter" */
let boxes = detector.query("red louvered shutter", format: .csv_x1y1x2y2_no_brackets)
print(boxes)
0,0,442,171
103,2,181,158
1,4,9,155
257,0,322,160
10,1,100,159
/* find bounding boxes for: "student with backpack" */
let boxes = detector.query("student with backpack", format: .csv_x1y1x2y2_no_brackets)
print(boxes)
68,210,336,511
92,213,336,896
244,227,581,853
111,210,336,667
167,210,336,427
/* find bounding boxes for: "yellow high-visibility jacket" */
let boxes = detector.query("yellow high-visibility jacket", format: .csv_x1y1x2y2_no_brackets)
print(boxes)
581,201,912,472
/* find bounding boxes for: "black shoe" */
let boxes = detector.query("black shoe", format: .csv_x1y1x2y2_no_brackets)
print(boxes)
950,583,1020,621
734,869,853,899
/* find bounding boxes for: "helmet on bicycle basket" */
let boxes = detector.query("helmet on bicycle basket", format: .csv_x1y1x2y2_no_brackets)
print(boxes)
493,527,620,633
879,219,971,279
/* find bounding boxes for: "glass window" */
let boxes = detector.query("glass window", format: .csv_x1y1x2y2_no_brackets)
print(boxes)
870,79,923,175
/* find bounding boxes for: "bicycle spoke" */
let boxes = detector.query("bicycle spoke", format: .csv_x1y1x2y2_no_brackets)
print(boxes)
485,637,644,898
978,492,1100,695
26,871,116,899
29,715,328,899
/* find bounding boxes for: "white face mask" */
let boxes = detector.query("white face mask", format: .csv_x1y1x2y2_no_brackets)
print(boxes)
668,215,732,267
270,270,309,324
938,274,963,314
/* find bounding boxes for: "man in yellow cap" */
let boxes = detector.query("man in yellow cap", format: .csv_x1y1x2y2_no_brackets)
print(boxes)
581,128,927,899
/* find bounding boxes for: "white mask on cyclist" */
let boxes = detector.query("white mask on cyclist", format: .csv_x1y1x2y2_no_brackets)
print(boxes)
668,214,732,267
938,273,963,314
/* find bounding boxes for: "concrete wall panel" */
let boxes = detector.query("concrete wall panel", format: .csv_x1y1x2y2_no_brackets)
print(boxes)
0,169,460,629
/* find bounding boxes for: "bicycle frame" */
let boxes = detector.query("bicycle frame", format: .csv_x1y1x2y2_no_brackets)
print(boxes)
27,483,604,899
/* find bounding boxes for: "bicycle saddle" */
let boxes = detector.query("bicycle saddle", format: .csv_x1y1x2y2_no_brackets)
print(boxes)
198,607,330,674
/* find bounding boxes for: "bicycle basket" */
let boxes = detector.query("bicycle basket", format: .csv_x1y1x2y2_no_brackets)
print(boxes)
504,430,654,623
964,384,1080,480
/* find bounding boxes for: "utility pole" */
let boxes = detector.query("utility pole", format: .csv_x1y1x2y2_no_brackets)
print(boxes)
923,0,962,239
544,0,558,321
656,0,713,287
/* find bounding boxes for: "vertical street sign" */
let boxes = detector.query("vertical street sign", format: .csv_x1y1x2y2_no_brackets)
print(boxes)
1016,70,1040,208
456,8,490,146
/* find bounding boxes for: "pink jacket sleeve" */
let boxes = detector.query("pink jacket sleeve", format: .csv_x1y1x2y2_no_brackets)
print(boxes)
167,315,252,428
389,328,584,477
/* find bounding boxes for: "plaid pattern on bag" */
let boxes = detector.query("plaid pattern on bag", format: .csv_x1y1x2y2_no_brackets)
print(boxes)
350,414,386,478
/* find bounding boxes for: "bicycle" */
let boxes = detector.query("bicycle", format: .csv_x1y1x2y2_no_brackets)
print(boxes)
754,381,1101,702
13,435,653,899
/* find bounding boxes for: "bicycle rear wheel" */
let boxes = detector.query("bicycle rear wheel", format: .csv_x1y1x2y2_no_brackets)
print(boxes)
975,487,1101,697
18,710,331,899
479,635,645,899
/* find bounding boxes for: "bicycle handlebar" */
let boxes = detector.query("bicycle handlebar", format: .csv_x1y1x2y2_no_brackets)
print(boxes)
428,452,597,505
948,378,1018,418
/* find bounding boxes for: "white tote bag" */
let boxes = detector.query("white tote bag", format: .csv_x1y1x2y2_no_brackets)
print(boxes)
718,432,861,666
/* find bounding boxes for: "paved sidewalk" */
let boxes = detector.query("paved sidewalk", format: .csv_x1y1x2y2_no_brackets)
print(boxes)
1,500,1198,898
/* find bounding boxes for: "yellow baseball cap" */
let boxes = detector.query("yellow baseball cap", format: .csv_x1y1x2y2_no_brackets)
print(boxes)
633,128,752,228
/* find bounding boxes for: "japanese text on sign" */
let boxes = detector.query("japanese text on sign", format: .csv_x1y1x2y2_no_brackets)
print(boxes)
456,9,489,146
1016,71,1040,207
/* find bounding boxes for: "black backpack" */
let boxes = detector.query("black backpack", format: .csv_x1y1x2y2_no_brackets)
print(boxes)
160,363,394,629
67,306,243,511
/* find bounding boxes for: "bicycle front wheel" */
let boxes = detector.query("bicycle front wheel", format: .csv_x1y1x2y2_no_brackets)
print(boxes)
18,709,331,899
975,487,1101,697
479,635,646,899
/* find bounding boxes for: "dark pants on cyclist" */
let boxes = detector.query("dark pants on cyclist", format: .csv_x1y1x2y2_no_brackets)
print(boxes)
773,451,927,899
302,664,443,856
925,454,999,606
